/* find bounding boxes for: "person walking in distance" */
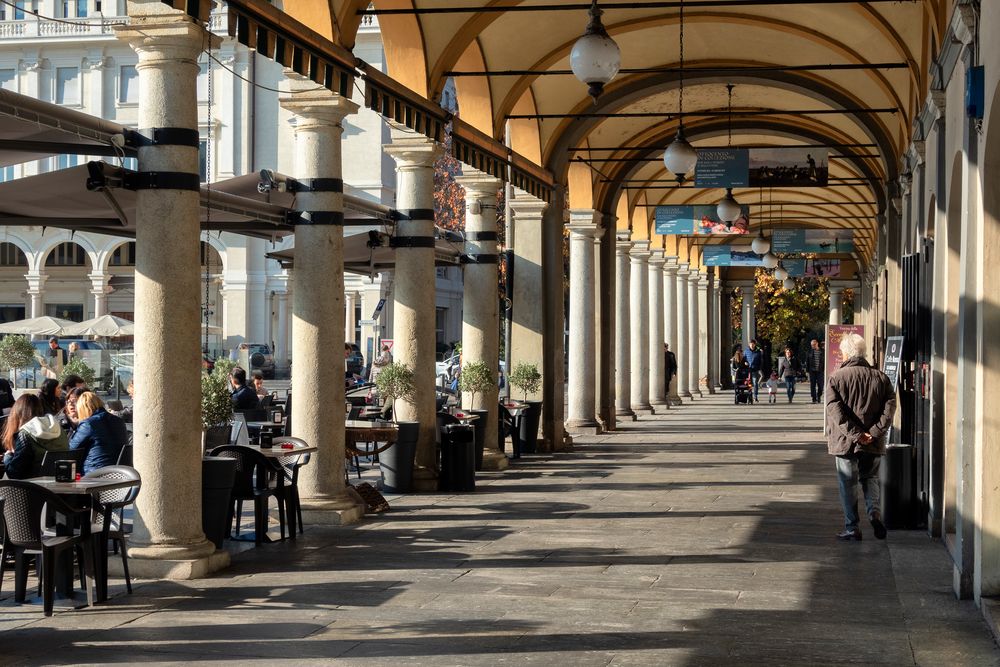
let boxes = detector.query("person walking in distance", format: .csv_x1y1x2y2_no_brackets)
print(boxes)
743,338,764,403
777,346,802,403
807,338,825,403
663,343,678,398
826,333,896,541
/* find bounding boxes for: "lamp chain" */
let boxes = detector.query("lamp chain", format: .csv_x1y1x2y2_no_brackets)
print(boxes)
678,0,684,120
727,83,734,146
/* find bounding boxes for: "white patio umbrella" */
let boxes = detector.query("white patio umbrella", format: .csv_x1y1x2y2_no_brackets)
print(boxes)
61,314,135,337
0,315,76,336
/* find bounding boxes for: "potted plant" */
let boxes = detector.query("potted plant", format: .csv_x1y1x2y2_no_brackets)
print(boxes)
458,360,494,470
0,334,36,390
201,363,234,449
374,361,417,493
59,357,97,389
509,363,542,455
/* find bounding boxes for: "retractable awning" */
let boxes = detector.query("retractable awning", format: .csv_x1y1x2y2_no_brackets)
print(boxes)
267,231,463,276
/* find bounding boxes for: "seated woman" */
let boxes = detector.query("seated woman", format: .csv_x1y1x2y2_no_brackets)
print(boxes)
2,393,69,479
69,392,129,474
39,378,62,416
60,386,86,439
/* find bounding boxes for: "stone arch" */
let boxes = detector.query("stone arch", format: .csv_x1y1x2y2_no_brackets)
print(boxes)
99,238,136,272
0,233,34,264
450,40,494,136
200,234,228,274
33,233,98,272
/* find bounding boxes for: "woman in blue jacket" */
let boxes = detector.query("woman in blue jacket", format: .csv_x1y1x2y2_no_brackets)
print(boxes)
70,392,128,473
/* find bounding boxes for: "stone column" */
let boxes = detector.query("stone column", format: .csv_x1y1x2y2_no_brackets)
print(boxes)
648,250,668,410
829,286,844,325
25,270,46,319
508,196,547,407
675,263,691,399
663,257,681,404
688,270,701,398
384,132,442,491
697,272,710,394
712,276,723,391
614,235,635,420
279,78,363,521
740,284,756,350
566,209,601,434
457,171,507,469
629,241,652,414
344,291,357,344
273,286,289,374
114,4,219,576
89,271,111,317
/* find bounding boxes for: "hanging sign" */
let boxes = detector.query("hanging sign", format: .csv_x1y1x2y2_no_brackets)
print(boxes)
772,229,854,254
702,246,764,266
694,149,749,188
654,205,751,235
782,258,841,277
883,336,905,393
371,298,386,320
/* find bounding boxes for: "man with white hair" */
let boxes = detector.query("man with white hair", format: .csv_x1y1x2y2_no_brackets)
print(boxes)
825,332,896,541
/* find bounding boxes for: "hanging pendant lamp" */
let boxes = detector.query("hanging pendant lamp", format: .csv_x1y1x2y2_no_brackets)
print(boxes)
716,85,741,225
663,0,697,182
570,1,621,103
751,230,770,255
774,263,788,281
782,277,795,290
761,252,779,269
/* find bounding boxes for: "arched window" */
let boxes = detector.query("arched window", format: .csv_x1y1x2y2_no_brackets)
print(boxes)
109,241,136,266
0,242,27,266
44,242,87,267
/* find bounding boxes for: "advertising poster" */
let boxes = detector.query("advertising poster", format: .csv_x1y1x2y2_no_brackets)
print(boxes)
772,229,854,254
702,246,763,266
883,336,905,393
783,258,841,277
694,148,750,188
654,205,751,235
748,148,828,187
825,325,865,376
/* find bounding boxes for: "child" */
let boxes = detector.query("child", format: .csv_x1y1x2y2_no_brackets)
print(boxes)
766,372,779,404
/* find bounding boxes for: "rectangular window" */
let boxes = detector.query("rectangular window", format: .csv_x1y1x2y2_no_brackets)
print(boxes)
55,67,80,105
75,0,86,17
46,304,84,322
196,62,209,100
118,65,138,104
199,138,207,182
0,70,14,92
61,0,85,17
14,1,33,20
0,166,13,182
55,154,80,170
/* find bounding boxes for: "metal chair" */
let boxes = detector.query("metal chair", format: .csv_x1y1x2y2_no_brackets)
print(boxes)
84,466,141,598
39,449,87,476
116,444,133,466
272,437,311,537
208,445,286,545
0,480,94,616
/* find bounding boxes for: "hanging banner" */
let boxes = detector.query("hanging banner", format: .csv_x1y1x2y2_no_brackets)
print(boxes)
701,246,763,266
772,229,854,254
825,325,865,374
749,148,828,187
783,258,841,277
654,205,750,235
694,149,749,188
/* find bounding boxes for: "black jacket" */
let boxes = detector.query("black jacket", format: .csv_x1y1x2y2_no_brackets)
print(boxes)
70,408,128,474
806,347,825,372
231,384,259,410
665,351,678,378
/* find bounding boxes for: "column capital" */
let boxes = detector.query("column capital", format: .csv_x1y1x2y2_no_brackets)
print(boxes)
675,261,690,276
279,78,360,128
24,270,47,293
568,208,599,226
383,135,443,170
114,11,218,62
456,171,501,201
829,279,859,292
648,249,665,266
508,194,548,219
697,273,710,290
629,240,651,259
615,240,633,255
88,271,112,294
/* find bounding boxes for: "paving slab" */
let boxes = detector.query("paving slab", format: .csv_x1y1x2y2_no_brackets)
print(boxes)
2,395,998,665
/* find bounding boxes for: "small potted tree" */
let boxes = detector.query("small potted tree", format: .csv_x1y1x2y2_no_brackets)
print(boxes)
509,363,542,455
374,361,417,493
201,364,234,449
0,334,36,390
458,360,494,470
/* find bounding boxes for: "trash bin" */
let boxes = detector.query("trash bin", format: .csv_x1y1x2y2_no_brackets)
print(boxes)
880,444,916,530
439,423,475,492
202,456,237,549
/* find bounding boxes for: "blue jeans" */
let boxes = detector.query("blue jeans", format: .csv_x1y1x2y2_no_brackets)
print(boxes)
836,453,881,531
809,371,823,402
785,376,796,401
751,371,761,401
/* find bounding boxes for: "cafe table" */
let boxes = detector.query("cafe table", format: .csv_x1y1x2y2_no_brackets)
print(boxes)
344,419,398,462
26,476,136,603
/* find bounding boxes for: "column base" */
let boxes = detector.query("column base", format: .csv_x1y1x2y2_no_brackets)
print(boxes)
631,405,655,416
411,465,440,492
650,400,670,411
680,391,693,399
481,448,509,471
114,548,230,581
566,419,601,436
615,408,637,421
669,395,683,406
300,492,366,525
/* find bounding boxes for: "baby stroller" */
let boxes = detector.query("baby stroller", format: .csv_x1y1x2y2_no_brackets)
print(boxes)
734,376,754,405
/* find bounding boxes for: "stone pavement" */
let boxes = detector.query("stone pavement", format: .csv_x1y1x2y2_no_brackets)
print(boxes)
2,395,999,665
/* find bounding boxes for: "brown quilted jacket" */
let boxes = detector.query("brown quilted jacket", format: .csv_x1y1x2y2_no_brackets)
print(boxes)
825,357,896,456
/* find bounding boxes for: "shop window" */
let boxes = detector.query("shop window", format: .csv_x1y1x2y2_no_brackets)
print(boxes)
0,304,25,324
46,303,83,322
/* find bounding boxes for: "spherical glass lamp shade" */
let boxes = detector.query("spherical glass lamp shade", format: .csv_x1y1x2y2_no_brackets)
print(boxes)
783,277,795,290
663,127,699,182
774,265,789,281
570,13,620,102
716,188,741,224
761,252,779,269
751,233,770,255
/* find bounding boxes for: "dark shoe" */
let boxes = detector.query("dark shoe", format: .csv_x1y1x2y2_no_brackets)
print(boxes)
837,529,862,541
870,513,887,540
